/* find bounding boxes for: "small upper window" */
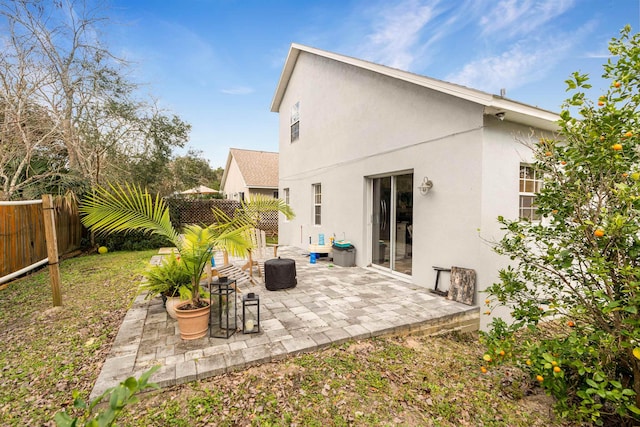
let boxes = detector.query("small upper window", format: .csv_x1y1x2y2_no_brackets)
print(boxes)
291,102,299,142
519,164,542,221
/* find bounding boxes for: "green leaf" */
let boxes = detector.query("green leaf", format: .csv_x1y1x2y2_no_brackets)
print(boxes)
124,377,138,392
53,411,76,427
628,404,640,415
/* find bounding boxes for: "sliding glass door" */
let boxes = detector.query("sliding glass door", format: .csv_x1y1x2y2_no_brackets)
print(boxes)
371,173,413,275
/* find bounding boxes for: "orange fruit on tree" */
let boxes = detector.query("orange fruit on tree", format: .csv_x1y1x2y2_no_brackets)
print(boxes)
536,375,544,382
614,81,621,88
481,366,487,374
485,299,491,305
526,359,532,366
625,131,633,138
553,366,561,373
594,229,605,238
567,320,575,327
545,151,552,157
499,350,506,356
484,310,491,315
612,143,623,151
598,101,605,106
551,361,557,366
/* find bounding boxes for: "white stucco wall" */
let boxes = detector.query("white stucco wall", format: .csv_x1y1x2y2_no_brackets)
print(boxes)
222,157,247,200
275,51,547,330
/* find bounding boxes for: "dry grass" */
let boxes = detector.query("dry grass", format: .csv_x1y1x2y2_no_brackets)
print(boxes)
0,250,578,426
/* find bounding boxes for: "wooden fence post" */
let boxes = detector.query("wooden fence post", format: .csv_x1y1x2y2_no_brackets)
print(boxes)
42,195,62,306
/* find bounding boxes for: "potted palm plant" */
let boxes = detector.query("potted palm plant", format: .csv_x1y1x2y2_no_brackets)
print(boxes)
80,184,295,340
79,183,252,340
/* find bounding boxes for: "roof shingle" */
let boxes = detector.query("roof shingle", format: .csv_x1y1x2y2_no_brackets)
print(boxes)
230,148,279,188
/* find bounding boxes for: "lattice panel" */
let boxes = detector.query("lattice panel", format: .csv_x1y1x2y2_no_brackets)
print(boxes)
165,198,279,237
257,210,279,236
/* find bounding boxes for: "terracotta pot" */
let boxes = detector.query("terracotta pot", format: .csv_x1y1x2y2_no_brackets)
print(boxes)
165,296,182,320
174,301,210,340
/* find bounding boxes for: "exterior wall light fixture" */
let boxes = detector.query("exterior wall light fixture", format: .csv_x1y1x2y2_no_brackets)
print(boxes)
418,177,433,195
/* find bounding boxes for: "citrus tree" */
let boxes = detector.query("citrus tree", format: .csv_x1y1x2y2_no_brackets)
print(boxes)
481,26,640,426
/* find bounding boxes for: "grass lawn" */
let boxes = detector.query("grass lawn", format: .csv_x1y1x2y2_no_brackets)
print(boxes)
0,250,576,426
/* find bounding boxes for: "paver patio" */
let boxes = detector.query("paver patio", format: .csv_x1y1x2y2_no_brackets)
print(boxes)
90,246,479,399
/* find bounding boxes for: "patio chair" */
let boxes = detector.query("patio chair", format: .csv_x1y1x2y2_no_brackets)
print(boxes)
241,228,279,284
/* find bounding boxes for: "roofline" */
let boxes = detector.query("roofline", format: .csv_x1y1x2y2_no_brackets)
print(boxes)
246,185,278,190
270,43,560,131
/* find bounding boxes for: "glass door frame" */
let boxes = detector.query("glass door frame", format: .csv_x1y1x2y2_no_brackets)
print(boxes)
367,169,413,278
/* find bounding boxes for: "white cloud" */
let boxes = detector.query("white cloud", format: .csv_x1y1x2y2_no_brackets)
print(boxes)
445,2,597,94
445,34,575,93
479,0,576,38
359,0,439,69
220,86,254,95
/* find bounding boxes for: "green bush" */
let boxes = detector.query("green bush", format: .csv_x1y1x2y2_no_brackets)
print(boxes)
93,230,173,251
482,26,640,426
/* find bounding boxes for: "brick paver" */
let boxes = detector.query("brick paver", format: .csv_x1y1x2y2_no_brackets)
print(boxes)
90,246,479,399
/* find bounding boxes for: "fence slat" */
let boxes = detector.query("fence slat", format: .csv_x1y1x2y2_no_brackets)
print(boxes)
0,198,82,280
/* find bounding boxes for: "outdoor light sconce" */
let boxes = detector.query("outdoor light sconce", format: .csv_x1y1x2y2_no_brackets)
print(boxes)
242,292,260,334
418,177,433,195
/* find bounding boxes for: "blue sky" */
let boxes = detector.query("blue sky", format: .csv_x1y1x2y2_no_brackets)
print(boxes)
108,0,640,168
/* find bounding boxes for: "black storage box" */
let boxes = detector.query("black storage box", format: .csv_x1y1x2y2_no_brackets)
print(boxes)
264,257,297,290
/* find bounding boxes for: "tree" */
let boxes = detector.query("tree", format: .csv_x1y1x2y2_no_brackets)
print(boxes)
0,0,192,197
482,26,640,426
0,11,68,200
160,149,223,195
127,111,191,192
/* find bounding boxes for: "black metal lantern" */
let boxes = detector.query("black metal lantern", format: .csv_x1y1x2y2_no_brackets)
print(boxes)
210,278,237,338
242,292,260,334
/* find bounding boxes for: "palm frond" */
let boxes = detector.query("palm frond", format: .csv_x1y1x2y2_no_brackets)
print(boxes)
79,182,180,245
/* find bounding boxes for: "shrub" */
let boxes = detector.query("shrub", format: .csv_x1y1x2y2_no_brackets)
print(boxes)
482,26,640,426
54,366,159,427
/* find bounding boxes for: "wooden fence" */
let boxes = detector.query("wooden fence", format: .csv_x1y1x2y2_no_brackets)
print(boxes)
165,198,279,237
1,198,83,279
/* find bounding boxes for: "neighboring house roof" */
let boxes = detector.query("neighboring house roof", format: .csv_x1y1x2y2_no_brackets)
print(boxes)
270,43,560,131
220,148,279,191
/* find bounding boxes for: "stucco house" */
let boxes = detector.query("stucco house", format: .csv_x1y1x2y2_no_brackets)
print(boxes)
220,148,279,201
270,43,560,330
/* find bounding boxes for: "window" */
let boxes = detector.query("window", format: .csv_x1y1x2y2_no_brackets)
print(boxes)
519,164,542,220
238,191,245,202
312,183,321,226
291,102,299,142
273,190,279,199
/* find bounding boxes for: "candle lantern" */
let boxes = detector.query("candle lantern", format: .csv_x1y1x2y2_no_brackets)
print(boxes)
210,278,237,338
242,292,260,334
